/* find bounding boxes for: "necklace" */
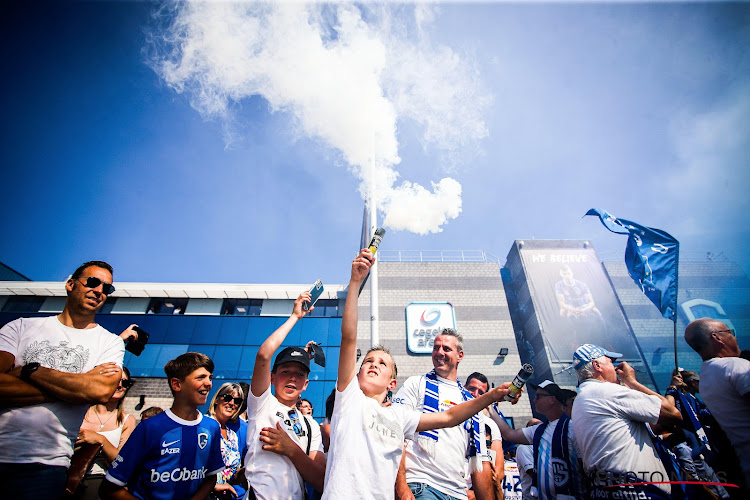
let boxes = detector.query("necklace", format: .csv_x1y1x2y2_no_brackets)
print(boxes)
90,407,115,429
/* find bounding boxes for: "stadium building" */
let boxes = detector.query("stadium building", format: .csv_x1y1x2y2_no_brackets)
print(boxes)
1,241,747,424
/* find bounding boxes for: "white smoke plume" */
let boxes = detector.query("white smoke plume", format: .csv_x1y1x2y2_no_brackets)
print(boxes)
148,1,490,235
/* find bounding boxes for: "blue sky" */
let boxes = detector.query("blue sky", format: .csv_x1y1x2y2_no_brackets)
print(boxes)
1,1,748,286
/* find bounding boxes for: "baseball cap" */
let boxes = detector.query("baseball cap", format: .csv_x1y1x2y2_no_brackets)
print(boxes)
272,346,311,372
528,379,564,403
681,372,700,382
573,344,623,370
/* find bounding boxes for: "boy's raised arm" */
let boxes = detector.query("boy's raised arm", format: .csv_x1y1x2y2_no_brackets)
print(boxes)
251,291,312,397
416,383,515,432
337,249,374,392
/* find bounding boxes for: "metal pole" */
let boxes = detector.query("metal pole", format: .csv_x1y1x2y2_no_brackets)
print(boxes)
370,134,379,347
673,244,680,372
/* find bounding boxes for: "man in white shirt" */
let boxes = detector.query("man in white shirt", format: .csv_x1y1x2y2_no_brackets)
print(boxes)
571,344,681,499
515,419,542,500
465,372,504,500
685,318,750,490
394,328,495,500
490,380,582,499
0,260,125,498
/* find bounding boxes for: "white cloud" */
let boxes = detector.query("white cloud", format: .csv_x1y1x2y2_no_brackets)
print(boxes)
148,1,488,234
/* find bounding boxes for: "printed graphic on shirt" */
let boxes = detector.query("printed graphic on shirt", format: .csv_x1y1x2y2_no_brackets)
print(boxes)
363,410,404,447
551,458,569,487
22,340,90,372
439,399,458,411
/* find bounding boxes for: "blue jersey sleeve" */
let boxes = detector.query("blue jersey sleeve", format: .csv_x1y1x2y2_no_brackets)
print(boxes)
105,418,148,487
207,424,225,476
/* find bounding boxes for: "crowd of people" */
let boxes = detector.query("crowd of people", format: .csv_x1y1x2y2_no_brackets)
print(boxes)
0,256,748,500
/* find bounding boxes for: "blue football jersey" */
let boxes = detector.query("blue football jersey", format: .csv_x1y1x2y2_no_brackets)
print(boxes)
106,409,225,500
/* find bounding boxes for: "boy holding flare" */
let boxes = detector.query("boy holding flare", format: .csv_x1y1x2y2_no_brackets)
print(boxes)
322,249,518,499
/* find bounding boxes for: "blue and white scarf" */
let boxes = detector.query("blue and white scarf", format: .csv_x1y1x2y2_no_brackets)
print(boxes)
417,370,486,473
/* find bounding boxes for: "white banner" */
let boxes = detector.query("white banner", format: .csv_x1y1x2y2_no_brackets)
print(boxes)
405,302,456,354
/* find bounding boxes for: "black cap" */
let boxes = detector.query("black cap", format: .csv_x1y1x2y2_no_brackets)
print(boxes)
529,379,565,403
272,346,311,373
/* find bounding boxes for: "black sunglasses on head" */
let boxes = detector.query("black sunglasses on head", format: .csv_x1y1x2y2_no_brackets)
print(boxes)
120,378,134,389
78,276,115,295
221,393,243,406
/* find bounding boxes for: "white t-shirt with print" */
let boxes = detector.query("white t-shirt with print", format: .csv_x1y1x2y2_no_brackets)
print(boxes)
0,316,124,467
244,385,322,500
572,378,667,493
700,356,750,483
322,376,420,500
394,374,490,500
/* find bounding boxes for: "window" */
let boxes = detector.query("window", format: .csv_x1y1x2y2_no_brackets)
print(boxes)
221,299,263,316
147,298,188,315
99,297,117,314
1,296,45,313
307,299,340,317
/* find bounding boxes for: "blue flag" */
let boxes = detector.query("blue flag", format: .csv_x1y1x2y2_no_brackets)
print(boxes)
586,208,679,321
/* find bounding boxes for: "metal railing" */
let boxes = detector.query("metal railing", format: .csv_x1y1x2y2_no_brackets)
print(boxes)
378,250,504,264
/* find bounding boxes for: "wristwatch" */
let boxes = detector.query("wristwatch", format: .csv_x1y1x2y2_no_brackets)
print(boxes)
20,362,41,381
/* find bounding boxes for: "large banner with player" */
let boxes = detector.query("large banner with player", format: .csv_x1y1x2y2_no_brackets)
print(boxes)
518,246,639,362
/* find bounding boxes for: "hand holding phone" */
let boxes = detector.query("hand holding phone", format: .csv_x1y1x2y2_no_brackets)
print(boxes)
125,326,150,356
302,279,324,312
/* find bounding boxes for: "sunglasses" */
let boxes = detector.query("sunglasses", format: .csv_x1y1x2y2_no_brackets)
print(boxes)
287,409,304,437
221,393,243,406
120,378,134,389
78,276,115,295
534,393,555,400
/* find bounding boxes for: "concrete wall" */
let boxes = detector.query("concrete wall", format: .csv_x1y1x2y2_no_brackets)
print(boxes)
356,261,534,426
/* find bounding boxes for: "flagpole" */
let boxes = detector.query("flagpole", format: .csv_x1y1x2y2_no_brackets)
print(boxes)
673,246,680,372
370,132,379,347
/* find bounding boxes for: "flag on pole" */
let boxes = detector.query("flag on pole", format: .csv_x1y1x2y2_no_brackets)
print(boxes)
585,208,679,321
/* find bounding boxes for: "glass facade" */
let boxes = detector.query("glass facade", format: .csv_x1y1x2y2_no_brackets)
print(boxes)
0,311,341,420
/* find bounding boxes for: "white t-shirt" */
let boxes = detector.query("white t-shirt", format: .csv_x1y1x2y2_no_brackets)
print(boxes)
394,374,489,500
244,386,322,500
322,376,420,500
700,356,750,483
572,379,668,494
521,419,579,500
0,316,124,467
515,444,536,499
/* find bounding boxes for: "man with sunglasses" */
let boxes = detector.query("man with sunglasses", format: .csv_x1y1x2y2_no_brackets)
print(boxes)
0,260,125,498
489,380,583,500
685,318,750,490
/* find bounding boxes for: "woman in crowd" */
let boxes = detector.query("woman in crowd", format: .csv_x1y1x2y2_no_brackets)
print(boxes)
297,398,314,416
74,367,136,499
207,382,249,499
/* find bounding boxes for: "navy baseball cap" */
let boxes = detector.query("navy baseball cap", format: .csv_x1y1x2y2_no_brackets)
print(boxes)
573,344,622,370
272,346,311,372
528,379,564,403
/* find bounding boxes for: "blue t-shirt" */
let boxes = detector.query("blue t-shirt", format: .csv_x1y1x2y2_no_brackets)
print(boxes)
106,409,225,500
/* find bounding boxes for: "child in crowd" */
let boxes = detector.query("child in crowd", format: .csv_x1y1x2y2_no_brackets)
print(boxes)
322,249,517,499
100,352,224,500
245,291,325,499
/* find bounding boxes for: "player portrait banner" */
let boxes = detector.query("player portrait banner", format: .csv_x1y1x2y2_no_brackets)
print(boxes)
585,208,679,321
517,244,639,362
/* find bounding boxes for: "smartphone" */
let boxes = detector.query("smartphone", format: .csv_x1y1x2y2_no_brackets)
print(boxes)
302,279,324,311
311,342,326,367
125,326,150,356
